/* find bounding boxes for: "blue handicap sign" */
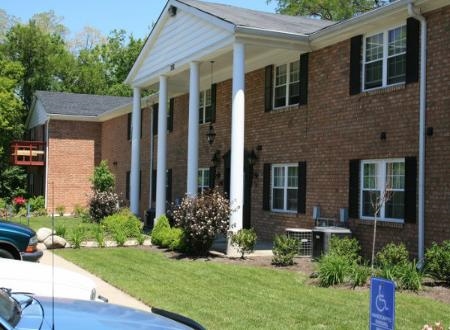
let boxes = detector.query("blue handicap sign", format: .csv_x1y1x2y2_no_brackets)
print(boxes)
369,277,395,330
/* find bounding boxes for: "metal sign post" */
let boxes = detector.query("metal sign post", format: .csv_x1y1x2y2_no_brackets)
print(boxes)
370,277,395,330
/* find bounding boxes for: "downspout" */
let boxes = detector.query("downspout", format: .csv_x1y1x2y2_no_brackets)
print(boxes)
408,2,427,262
44,119,50,211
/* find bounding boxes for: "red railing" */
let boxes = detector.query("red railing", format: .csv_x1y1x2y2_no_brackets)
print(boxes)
10,141,46,166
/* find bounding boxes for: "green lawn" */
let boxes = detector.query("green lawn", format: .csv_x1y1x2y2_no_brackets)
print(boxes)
55,248,450,330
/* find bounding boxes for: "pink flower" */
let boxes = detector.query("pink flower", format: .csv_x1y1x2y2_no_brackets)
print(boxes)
13,196,26,206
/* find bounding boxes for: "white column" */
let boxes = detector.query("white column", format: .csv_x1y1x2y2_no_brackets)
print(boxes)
130,87,141,215
187,62,200,196
227,41,245,256
155,75,168,219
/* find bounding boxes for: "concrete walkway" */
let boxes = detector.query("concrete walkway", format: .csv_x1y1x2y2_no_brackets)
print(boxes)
40,250,151,312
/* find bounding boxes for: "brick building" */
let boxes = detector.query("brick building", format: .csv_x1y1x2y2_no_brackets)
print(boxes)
21,0,449,258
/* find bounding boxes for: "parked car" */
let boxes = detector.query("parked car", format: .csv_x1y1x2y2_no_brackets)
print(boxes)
0,258,105,302
0,289,205,330
0,220,42,262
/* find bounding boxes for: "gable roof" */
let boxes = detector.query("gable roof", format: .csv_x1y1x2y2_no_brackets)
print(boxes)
35,91,132,117
177,0,334,35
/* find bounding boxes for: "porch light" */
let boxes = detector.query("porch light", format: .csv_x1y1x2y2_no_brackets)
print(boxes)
206,124,216,145
248,149,258,166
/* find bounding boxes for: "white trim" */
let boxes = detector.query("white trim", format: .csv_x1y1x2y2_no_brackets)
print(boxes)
273,59,300,110
198,168,210,193
270,163,298,213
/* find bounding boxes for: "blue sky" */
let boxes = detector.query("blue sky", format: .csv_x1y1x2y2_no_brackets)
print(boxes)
1,0,277,39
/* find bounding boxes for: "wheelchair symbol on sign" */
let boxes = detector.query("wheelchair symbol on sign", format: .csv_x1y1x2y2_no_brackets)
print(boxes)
376,285,389,313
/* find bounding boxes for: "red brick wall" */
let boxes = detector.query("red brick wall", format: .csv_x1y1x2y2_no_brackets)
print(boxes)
47,120,101,214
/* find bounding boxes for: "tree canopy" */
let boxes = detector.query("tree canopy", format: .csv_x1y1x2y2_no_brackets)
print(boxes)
267,0,387,21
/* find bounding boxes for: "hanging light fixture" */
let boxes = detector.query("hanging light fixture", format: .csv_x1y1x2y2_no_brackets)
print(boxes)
206,124,216,145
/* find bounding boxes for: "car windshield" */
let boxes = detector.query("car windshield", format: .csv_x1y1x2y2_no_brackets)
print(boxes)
0,289,20,327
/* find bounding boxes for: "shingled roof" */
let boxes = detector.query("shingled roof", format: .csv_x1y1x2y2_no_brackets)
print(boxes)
35,91,132,117
177,0,334,35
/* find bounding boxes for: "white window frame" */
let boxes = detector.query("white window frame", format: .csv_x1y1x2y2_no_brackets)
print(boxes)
360,158,405,223
273,60,300,109
271,163,298,213
199,88,212,124
198,168,210,193
362,24,406,91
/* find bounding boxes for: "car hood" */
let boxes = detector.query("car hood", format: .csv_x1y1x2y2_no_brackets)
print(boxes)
0,220,35,237
15,295,193,330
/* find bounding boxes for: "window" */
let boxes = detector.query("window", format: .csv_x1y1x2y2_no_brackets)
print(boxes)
199,89,212,124
364,25,406,90
360,159,405,222
198,168,210,193
274,60,300,108
271,164,298,212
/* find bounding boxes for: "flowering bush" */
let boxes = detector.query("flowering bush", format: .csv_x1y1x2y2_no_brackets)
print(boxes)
13,196,26,206
172,189,232,256
89,190,120,222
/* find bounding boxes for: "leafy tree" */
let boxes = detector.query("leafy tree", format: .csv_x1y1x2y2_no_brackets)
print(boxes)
30,11,68,38
91,160,115,192
267,0,388,21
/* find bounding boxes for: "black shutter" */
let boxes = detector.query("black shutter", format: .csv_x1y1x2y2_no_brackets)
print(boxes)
153,104,158,136
127,113,131,140
264,65,273,112
166,169,172,203
299,53,309,106
404,156,417,223
209,166,216,189
263,163,271,210
151,170,156,202
126,171,130,200
349,35,363,95
210,83,217,123
168,99,174,132
406,17,420,84
348,159,360,218
297,162,307,214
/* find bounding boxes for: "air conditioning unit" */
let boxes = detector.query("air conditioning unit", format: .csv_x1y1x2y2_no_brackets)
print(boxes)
312,227,352,259
285,228,312,257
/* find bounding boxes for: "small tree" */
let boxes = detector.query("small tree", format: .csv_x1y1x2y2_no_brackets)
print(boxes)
89,160,119,222
172,189,232,256
231,228,257,259
91,160,115,192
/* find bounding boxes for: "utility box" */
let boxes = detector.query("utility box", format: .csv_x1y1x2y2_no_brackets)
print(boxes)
312,227,352,259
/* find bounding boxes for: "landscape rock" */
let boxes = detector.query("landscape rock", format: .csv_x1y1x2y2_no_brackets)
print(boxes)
43,235,67,249
37,227,54,242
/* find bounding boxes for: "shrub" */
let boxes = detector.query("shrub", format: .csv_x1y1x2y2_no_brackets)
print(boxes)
172,190,232,256
231,228,257,259
350,263,371,288
151,215,171,247
318,254,352,287
89,190,120,222
94,225,105,248
376,242,409,268
272,234,298,266
329,236,361,262
28,196,45,212
168,228,186,251
73,204,87,218
91,160,115,192
137,233,146,245
102,208,142,241
70,226,86,249
424,240,450,285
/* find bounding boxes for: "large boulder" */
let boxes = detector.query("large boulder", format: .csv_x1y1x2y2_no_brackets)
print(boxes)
37,227,54,242
43,235,67,249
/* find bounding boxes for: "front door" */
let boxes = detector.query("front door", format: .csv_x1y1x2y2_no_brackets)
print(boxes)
223,150,253,229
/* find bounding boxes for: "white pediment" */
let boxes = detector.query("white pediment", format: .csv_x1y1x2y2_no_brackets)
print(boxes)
127,0,234,88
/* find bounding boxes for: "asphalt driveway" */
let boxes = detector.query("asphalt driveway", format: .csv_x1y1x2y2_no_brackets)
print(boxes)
40,250,151,312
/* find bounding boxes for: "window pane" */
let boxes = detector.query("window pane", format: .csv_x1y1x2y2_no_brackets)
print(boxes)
363,163,376,189
205,106,212,123
287,189,298,211
387,54,406,85
205,88,212,106
273,167,284,187
362,190,380,217
386,162,405,189
388,26,406,56
289,82,299,105
366,33,383,62
272,188,284,209
365,60,382,89
274,85,286,107
290,61,299,83
287,166,298,188
385,191,404,219
275,64,287,86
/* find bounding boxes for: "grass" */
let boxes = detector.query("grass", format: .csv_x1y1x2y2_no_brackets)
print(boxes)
55,248,450,329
